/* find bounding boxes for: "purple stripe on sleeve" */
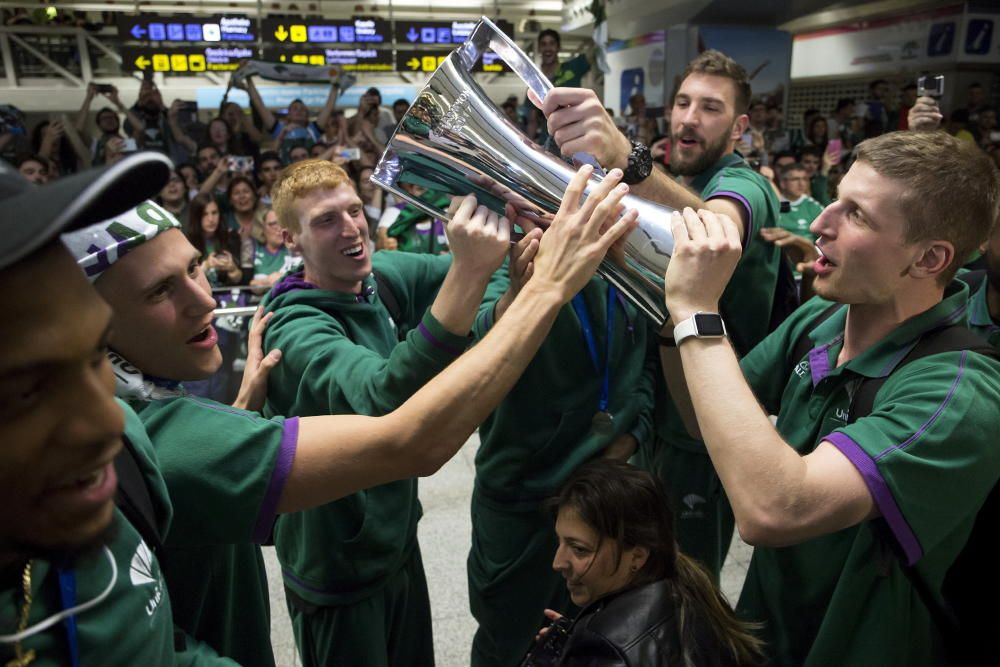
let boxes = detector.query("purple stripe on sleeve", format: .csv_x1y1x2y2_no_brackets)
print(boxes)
707,191,752,250
418,322,464,357
874,351,966,463
252,416,299,544
826,431,923,566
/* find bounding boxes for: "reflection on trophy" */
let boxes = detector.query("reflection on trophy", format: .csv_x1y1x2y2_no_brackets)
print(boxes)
371,17,676,325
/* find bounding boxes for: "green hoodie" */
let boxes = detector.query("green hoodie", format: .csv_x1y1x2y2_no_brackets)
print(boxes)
261,251,469,605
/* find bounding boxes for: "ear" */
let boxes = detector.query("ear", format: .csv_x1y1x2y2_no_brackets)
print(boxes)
283,228,298,251
730,113,750,144
628,545,650,574
912,240,955,281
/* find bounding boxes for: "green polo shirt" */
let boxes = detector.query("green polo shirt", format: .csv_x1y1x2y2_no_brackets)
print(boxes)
471,270,655,505
650,152,782,454
262,251,467,606
967,278,999,349
132,395,298,667
777,194,822,242
737,284,1000,666
0,400,236,666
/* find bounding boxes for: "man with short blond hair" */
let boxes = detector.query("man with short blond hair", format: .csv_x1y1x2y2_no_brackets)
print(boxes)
660,130,1000,665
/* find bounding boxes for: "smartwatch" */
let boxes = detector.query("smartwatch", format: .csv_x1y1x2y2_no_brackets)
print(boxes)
673,312,727,346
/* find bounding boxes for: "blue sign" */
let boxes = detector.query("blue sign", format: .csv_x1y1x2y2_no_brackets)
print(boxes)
308,26,337,42
421,27,437,44
966,19,993,55
261,18,389,44
928,22,956,57
394,19,513,46
339,26,355,42
119,14,256,42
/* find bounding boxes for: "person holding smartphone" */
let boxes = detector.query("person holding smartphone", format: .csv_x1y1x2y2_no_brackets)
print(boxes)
75,83,145,166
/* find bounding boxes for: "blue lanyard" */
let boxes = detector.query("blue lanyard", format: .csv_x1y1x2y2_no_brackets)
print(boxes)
570,284,617,413
56,566,81,667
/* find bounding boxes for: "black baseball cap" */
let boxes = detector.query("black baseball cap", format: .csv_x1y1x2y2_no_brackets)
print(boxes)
0,152,172,270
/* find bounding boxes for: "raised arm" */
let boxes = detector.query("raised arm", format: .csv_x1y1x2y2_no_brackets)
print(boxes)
276,166,639,512
244,76,276,132
314,80,340,132
167,100,198,154
76,82,97,134
533,88,748,243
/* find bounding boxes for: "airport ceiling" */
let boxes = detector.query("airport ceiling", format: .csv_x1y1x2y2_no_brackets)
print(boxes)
0,0,958,34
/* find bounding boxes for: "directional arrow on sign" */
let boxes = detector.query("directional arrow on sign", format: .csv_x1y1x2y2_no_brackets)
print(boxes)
406,27,419,42
406,57,420,69
131,24,146,39
275,25,288,41
135,55,151,70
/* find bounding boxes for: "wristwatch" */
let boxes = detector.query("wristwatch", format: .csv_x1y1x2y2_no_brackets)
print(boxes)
622,139,652,185
673,312,727,346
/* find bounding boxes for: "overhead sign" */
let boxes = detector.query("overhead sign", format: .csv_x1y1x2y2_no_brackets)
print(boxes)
121,45,254,73
395,49,509,73
261,47,393,71
261,18,390,44
117,14,256,42
394,19,513,45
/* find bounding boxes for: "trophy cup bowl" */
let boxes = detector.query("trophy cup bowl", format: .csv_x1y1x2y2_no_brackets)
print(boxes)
371,17,675,325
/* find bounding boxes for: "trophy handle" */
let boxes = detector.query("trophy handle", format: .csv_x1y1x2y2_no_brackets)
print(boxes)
459,17,552,103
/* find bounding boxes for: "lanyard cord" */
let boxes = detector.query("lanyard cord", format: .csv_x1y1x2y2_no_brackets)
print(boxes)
0,547,117,645
570,284,617,412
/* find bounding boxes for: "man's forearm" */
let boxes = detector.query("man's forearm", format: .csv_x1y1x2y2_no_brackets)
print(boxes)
429,267,492,335
677,337,810,541
630,168,705,212
278,281,564,512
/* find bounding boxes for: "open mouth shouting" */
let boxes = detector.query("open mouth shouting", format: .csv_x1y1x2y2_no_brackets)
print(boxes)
342,243,366,260
187,323,218,348
814,244,837,276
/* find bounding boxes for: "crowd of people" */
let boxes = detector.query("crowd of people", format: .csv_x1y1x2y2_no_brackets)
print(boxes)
1,28,999,667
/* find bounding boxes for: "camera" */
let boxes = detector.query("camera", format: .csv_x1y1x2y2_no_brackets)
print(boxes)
228,155,254,174
917,75,944,98
338,147,361,161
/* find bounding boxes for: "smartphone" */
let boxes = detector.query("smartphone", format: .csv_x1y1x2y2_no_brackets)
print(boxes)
917,75,944,98
121,137,138,153
228,155,254,174
827,138,842,156
338,147,361,160
177,101,198,127
95,83,115,94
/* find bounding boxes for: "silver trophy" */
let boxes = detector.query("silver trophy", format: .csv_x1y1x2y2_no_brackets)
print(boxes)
371,17,675,325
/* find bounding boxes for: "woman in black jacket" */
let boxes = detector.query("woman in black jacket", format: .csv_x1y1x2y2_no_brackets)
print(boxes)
527,459,763,667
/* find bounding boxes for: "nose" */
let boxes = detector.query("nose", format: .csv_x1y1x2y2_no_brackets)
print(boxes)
183,270,219,318
552,544,569,573
810,202,836,238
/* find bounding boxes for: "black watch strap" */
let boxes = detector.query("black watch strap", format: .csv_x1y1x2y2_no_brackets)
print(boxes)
622,139,652,185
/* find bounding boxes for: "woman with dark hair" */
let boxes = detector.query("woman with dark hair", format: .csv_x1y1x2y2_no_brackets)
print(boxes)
804,115,829,154
225,174,264,244
530,459,763,667
187,192,244,286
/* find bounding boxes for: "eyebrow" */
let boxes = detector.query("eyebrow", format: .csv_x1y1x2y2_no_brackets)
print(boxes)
139,251,201,294
0,321,113,377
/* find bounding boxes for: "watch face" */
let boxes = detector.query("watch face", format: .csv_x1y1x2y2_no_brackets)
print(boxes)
694,313,725,336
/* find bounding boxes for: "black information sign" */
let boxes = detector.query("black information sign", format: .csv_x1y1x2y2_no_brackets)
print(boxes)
394,19,513,46
261,47,394,71
117,14,256,42
395,49,509,73
121,45,254,73
261,17,391,45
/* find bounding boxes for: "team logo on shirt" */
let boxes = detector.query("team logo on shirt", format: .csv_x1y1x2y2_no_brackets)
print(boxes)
130,539,165,618
680,493,707,520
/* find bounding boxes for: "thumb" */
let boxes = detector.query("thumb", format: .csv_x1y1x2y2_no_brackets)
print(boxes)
260,349,282,371
527,89,544,111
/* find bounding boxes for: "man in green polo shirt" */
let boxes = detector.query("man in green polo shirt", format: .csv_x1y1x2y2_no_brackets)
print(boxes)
537,49,783,576
776,162,823,242
659,130,999,665
0,154,239,665
258,159,511,667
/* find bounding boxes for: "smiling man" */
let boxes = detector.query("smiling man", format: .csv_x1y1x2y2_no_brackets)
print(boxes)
260,159,520,667
660,131,1000,665
0,153,244,665
534,49,783,577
